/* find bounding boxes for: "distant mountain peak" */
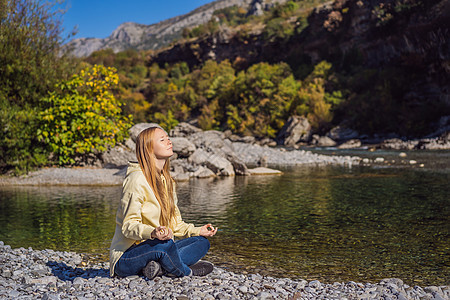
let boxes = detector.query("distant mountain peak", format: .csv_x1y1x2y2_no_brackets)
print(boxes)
66,0,287,57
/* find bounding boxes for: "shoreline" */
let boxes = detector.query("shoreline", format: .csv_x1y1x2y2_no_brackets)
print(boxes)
0,147,447,186
1,242,448,299
0,144,361,186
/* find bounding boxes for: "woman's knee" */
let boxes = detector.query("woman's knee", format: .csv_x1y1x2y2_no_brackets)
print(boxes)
161,239,178,253
197,236,210,251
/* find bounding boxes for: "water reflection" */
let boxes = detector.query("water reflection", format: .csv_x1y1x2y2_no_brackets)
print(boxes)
0,186,121,258
176,176,236,224
0,165,448,286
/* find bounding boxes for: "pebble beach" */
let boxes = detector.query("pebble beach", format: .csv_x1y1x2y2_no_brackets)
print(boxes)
1,242,448,300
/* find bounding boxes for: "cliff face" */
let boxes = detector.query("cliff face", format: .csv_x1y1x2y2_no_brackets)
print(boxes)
66,0,292,57
295,0,449,74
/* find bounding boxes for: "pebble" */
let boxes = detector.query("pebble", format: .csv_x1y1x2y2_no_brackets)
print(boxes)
374,157,385,163
0,242,447,300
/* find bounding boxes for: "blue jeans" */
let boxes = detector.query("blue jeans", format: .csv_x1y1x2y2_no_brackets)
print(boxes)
115,236,210,278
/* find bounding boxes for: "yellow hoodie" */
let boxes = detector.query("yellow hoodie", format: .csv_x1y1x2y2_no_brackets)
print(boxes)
109,162,201,277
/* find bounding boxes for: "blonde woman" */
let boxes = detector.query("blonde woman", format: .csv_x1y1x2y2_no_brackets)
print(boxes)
110,125,217,279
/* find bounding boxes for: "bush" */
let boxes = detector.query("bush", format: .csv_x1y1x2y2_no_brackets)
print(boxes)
38,65,132,165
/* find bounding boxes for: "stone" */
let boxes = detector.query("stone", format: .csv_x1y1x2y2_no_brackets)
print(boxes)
247,167,282,175
170,122,203,137
256,291,273,299
327,126,359,141
171,137,196,158
240,136,256,144
228,155,250,175
193,167,215,178
190,130,227,149
9,290,21,298
129,123,165,142
296,279,308,289
337,139,361,149
314,135,337,147
172,172,190,181
381,138,418,150
277,116,312,146
72,277,85,288
188,149,234,176
101,144,135,167
32,276,58,285
309,280,321,289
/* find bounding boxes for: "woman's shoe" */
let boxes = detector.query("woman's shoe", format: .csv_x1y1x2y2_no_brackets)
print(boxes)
142,260,162,280
189,260,214,276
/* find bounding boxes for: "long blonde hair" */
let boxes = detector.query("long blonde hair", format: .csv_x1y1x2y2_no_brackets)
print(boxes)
136,127,176,229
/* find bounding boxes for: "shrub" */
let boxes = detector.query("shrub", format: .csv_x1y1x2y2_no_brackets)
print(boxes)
38,65,132,165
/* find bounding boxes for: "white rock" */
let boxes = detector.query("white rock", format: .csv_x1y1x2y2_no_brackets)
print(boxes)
247,167,282,175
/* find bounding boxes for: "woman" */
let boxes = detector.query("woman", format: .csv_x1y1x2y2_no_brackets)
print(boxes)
110,125,217,279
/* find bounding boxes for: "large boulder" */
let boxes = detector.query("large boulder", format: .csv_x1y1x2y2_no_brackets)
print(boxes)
170,122,202,137
312,135,337,147
101,143,136,167
189,130,228,149
327,126,359,141
189,131,249,175
171,137,196,158
129,123,165,142
188,148,235,176
277,116,312,146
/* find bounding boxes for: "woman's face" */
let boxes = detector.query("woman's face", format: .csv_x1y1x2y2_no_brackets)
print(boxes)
152,128,173,159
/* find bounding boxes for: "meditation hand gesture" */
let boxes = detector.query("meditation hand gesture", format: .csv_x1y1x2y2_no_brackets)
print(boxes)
199,224,218,237
151,226,173,240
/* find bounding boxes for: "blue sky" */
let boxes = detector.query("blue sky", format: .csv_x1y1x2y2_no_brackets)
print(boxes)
58,0,216,41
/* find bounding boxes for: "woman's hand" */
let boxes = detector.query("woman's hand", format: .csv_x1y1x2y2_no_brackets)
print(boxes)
151,226,173,240
199,224,218,237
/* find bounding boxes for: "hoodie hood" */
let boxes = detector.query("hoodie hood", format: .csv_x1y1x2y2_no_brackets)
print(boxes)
126,161,141,176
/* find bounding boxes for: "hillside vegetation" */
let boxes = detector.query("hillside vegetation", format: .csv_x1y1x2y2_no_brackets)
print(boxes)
86,0,450,137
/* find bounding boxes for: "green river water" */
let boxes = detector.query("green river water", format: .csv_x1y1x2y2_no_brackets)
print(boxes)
0,150,448,286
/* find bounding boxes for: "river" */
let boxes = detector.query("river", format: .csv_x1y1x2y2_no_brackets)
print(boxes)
0,149,448,286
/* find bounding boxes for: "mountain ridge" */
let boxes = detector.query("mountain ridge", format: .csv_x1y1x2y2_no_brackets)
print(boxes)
66,0,289,57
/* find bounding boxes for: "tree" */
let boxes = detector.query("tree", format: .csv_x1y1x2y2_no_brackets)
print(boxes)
0,0,75,172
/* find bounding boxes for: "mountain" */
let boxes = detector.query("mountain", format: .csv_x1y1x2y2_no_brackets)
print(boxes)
66,0,289,57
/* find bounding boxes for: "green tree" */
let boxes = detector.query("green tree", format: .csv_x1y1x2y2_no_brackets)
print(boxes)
0,0,75,173
228,62,294,137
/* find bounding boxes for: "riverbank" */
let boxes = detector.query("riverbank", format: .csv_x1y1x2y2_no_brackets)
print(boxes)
1,242,447,299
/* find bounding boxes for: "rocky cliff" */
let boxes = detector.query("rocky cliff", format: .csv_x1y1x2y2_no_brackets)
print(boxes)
66,0,289,57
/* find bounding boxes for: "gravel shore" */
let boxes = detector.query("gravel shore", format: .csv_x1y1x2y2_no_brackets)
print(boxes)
0,167,126,186
0,242,448,300
232,142,361,166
